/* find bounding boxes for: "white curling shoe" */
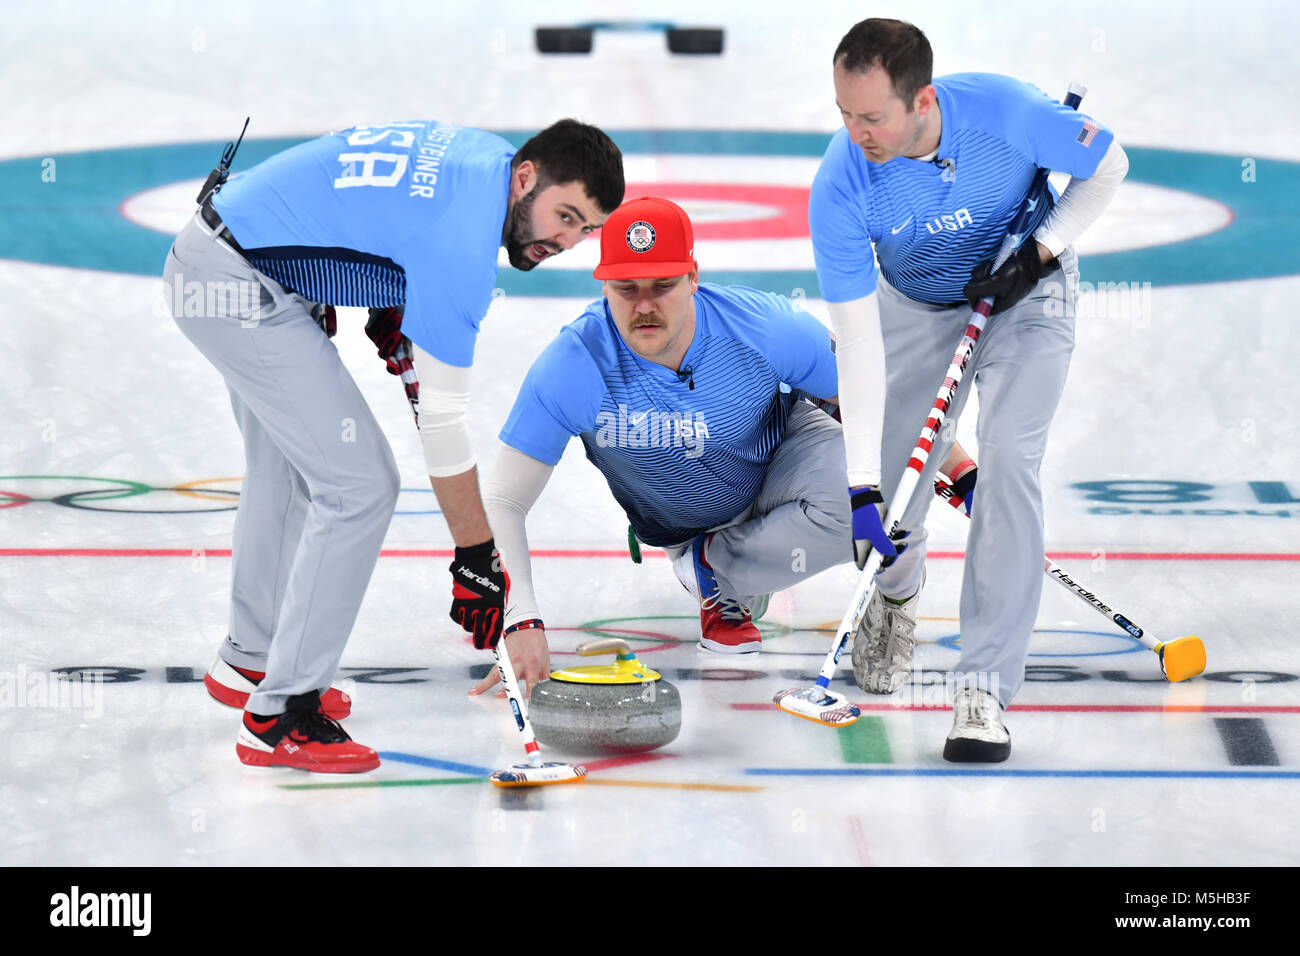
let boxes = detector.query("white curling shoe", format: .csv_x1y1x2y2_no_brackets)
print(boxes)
671,544,702,602
851,571,923,694
943,687,1011,763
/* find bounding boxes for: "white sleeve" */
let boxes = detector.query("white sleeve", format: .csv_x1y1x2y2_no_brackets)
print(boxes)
826,293,886,487
411,342,476,477
482,445,555,630
1034,139,1129,257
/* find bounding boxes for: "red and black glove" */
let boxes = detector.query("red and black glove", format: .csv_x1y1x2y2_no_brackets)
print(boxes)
365,306,407,375
449,540,510,649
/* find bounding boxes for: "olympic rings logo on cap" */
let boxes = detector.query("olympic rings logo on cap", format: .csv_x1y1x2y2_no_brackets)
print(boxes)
625,221,656,253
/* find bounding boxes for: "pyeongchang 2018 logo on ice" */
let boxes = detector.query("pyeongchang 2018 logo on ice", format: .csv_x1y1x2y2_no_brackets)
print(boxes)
50,886,151,936
1074,479,1300,518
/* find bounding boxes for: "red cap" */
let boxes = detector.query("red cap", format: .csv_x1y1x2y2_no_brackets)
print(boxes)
593,196,696,280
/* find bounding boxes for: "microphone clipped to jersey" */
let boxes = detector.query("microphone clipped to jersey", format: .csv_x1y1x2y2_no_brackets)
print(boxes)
677,365,695,390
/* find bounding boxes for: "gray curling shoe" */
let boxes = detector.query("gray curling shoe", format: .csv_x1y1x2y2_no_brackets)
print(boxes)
852,570,924,694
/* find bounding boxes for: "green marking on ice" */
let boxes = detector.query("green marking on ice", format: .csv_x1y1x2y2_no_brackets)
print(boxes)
837,716,892,764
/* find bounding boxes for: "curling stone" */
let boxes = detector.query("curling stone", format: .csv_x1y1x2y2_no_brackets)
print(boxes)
529,639,680,754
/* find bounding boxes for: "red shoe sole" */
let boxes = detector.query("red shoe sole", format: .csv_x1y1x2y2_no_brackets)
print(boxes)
236,743,380,774
699,637,762,653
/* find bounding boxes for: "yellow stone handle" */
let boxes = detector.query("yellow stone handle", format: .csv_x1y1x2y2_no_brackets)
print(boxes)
576,639,636,660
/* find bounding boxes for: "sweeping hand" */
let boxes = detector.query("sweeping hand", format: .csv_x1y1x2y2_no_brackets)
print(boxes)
850,485,897,570
963,241,1057,315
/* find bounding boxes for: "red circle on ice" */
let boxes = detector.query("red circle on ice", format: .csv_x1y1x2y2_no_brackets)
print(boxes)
621,182,811,240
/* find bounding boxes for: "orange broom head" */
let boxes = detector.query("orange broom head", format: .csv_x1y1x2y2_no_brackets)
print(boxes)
1159,636,1207,683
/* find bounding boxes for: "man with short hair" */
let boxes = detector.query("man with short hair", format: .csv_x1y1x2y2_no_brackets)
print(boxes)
809,18,1127,761
166,118,623,772
474,196,864,693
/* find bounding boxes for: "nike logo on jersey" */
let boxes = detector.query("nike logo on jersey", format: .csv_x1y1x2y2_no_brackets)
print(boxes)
924,208,974,234
890,216,914,235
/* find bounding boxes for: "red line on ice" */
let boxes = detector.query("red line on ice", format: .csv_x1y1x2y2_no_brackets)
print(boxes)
581,753,676,772
847,816,874,867
3,548,1298,561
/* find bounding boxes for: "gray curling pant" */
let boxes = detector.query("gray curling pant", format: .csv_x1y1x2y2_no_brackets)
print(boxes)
665,400,853,607
874,248,1078,706
164,212,400,715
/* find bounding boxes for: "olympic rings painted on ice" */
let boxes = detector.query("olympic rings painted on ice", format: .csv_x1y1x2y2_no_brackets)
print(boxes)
172,476,243,502
0,475,442,515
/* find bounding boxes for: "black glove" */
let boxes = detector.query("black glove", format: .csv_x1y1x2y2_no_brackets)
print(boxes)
962,241,1057,315
878,527,912,570
449,540,511,649
365,306,408,375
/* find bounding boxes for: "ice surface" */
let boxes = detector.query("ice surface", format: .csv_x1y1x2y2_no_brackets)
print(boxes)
1,0,1296,867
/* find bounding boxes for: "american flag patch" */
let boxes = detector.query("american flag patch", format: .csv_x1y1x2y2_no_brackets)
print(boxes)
1077,119,1099,147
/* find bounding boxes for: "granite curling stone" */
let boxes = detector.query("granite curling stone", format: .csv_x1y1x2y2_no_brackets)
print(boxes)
529,639,680,754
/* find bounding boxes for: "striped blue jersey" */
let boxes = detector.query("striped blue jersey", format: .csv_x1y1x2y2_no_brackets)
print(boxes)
211,121,513,367
500,283,839,546
810,73,1114,305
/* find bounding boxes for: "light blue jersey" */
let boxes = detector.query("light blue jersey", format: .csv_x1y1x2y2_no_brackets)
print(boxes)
500,284,839,546
810,73,1114,305
212,121,514,367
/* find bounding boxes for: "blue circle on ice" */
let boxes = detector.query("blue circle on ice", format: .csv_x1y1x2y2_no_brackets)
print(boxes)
4,131,1295,293
935,627,1145,657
